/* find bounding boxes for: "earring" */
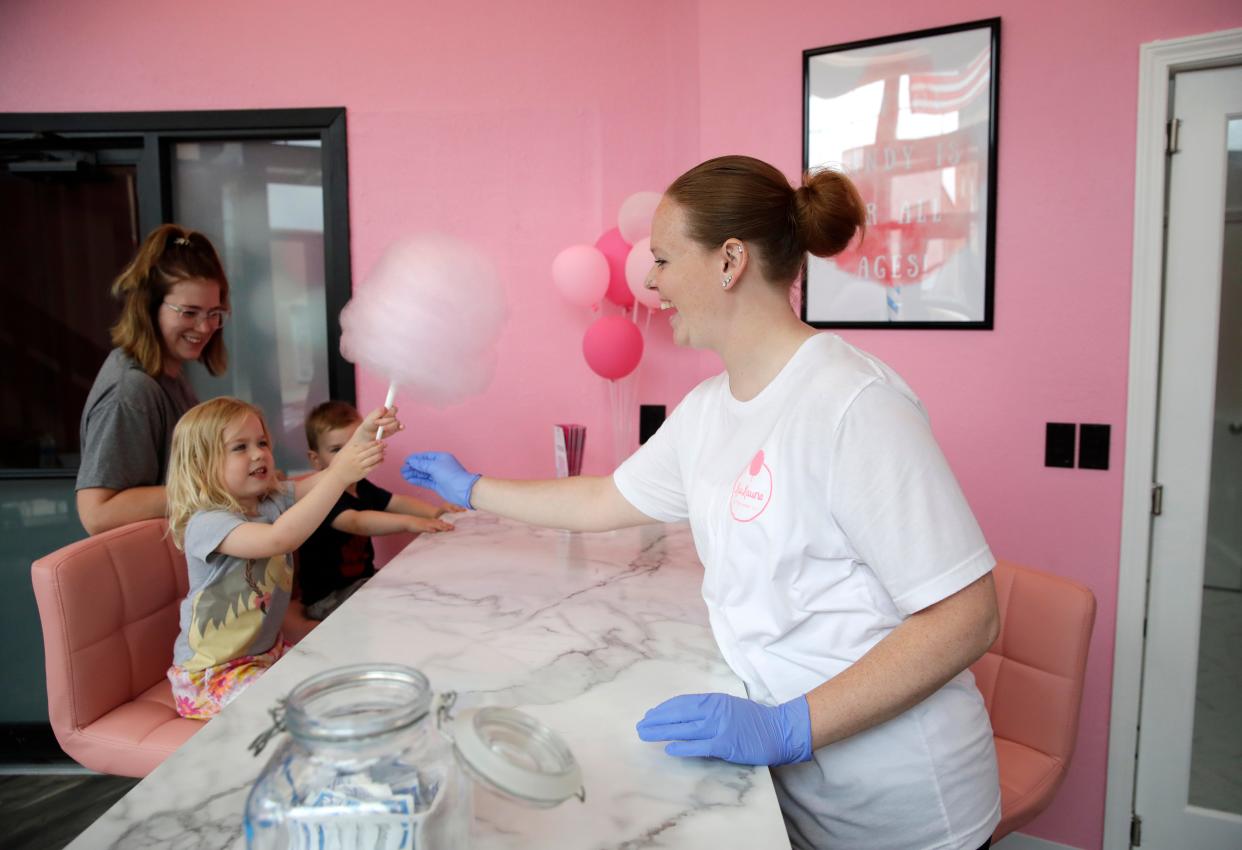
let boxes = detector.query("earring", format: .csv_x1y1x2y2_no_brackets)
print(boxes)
722,274,732,288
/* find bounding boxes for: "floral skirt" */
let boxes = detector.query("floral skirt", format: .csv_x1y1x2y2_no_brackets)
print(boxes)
167,639,291,720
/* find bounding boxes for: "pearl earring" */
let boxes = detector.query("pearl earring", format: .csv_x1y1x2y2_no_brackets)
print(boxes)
722,274,732,287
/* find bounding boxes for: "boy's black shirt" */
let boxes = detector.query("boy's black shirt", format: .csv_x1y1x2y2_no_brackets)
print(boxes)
296,478,393,606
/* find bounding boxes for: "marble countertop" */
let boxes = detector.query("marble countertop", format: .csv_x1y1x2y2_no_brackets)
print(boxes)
68,514,789,849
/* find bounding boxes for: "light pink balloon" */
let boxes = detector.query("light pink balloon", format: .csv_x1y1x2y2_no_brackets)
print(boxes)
552,245,609,308
339,235,507,408
582,315,644,380
625,237,662,310
618,191,661,245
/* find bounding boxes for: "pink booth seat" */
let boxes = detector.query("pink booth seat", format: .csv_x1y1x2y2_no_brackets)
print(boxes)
31,518,204,777
971,558,1097,841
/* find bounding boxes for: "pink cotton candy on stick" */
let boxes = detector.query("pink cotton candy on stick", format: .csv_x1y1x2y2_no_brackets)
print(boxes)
339,235,508,411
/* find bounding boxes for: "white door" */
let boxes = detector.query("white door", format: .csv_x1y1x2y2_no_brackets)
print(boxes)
1135,64,1242,848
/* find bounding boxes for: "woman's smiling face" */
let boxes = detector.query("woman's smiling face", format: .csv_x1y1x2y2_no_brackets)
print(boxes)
646,199,723,350
158,278,223,366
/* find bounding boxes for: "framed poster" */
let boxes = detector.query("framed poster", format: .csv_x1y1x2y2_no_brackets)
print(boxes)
802,18,999,328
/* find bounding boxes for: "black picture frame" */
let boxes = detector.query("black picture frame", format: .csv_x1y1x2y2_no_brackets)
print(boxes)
801,18,1000,329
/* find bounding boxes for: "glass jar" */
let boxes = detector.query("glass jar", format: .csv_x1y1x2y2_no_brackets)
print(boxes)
244,664,584,849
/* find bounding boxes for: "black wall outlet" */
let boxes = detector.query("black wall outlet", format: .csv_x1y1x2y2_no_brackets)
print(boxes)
1078,424,1111,470
1045,422,1076,468
639,404,666,445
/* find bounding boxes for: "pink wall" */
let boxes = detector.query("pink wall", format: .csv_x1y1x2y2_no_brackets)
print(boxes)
4,1,1242,847
0,0,713,479
695,1,1242,847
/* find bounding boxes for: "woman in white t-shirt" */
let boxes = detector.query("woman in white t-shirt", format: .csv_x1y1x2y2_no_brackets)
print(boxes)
403,155,1001,850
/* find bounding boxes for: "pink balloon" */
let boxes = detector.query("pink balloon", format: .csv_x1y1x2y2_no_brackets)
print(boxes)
582,315,644,380
552,245,609,308
594,227,634,307
618,191,661,244
625,237,662,310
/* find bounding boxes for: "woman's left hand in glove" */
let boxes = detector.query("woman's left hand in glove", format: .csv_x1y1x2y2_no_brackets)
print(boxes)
635,692,813,766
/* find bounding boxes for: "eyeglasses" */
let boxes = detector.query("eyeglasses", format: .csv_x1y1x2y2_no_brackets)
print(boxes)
162,302,230,328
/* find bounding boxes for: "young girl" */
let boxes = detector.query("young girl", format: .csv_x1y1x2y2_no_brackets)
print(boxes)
165,396,397,719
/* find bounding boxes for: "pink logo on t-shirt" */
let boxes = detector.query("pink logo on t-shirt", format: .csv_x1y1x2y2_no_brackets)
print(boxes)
730,449,773,523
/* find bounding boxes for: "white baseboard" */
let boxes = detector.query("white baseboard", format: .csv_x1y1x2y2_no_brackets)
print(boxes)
994,833,1081,850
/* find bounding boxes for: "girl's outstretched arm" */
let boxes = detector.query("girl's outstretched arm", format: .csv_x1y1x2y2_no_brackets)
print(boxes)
293,406,400,500
220,440,383,559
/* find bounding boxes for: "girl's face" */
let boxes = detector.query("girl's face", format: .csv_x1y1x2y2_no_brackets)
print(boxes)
158,278,224,365
220,413,274,510
645,200,723,350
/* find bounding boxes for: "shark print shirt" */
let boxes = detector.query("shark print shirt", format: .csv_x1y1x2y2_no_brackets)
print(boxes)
173,483,296,672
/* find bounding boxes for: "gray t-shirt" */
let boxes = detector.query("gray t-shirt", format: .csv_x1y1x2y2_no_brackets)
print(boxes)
76,348,199,491
173,483,296,671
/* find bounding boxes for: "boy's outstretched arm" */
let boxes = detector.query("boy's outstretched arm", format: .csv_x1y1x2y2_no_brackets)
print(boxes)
386,493,451,519
331,509,453,537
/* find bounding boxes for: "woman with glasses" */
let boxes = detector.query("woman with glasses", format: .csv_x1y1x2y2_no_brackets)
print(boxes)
76,224,232,534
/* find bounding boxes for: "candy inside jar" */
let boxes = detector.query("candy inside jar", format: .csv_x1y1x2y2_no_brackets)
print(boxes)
244,664,584,849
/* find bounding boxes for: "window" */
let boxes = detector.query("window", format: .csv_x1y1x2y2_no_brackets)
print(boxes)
0,109,354,474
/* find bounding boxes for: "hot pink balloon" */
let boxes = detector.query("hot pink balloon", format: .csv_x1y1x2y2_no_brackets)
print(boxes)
582,315,644,380
625,237,662,310
594,227,634,307
618,191,661,245
552,245,609,308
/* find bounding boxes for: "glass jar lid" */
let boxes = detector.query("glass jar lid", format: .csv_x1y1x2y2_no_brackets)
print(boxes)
283,663,432,743
451,707,585,808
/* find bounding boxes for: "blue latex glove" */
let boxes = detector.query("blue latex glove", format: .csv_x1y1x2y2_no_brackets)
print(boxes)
635,692,813,766
401,452,482,509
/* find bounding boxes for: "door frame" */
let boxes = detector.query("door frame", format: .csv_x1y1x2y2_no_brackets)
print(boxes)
1107,26,1242,849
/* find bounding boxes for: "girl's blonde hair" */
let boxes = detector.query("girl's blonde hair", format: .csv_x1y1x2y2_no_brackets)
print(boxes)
111,223,231,378
166,397,280,547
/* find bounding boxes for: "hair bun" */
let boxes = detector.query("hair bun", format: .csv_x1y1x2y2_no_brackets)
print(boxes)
793,169,866,258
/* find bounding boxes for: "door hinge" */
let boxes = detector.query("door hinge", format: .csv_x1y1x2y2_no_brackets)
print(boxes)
1166,118,1181,154
1131,812,1142,846
1151,484,1163,516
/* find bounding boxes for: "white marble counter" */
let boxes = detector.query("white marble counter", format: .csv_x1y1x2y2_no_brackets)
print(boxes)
68,514,790,849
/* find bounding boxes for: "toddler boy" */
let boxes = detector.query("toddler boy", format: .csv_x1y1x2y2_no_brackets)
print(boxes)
296,400,454,620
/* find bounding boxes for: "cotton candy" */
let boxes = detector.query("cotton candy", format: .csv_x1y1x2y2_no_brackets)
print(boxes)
339,235,508,408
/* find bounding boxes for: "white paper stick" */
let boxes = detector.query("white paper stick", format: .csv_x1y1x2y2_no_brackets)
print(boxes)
376,381,397,440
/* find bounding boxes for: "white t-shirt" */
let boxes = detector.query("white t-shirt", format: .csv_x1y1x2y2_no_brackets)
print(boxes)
614,333,1000,850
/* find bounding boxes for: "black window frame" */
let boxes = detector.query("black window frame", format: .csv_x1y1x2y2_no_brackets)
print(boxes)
0,108,355,479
